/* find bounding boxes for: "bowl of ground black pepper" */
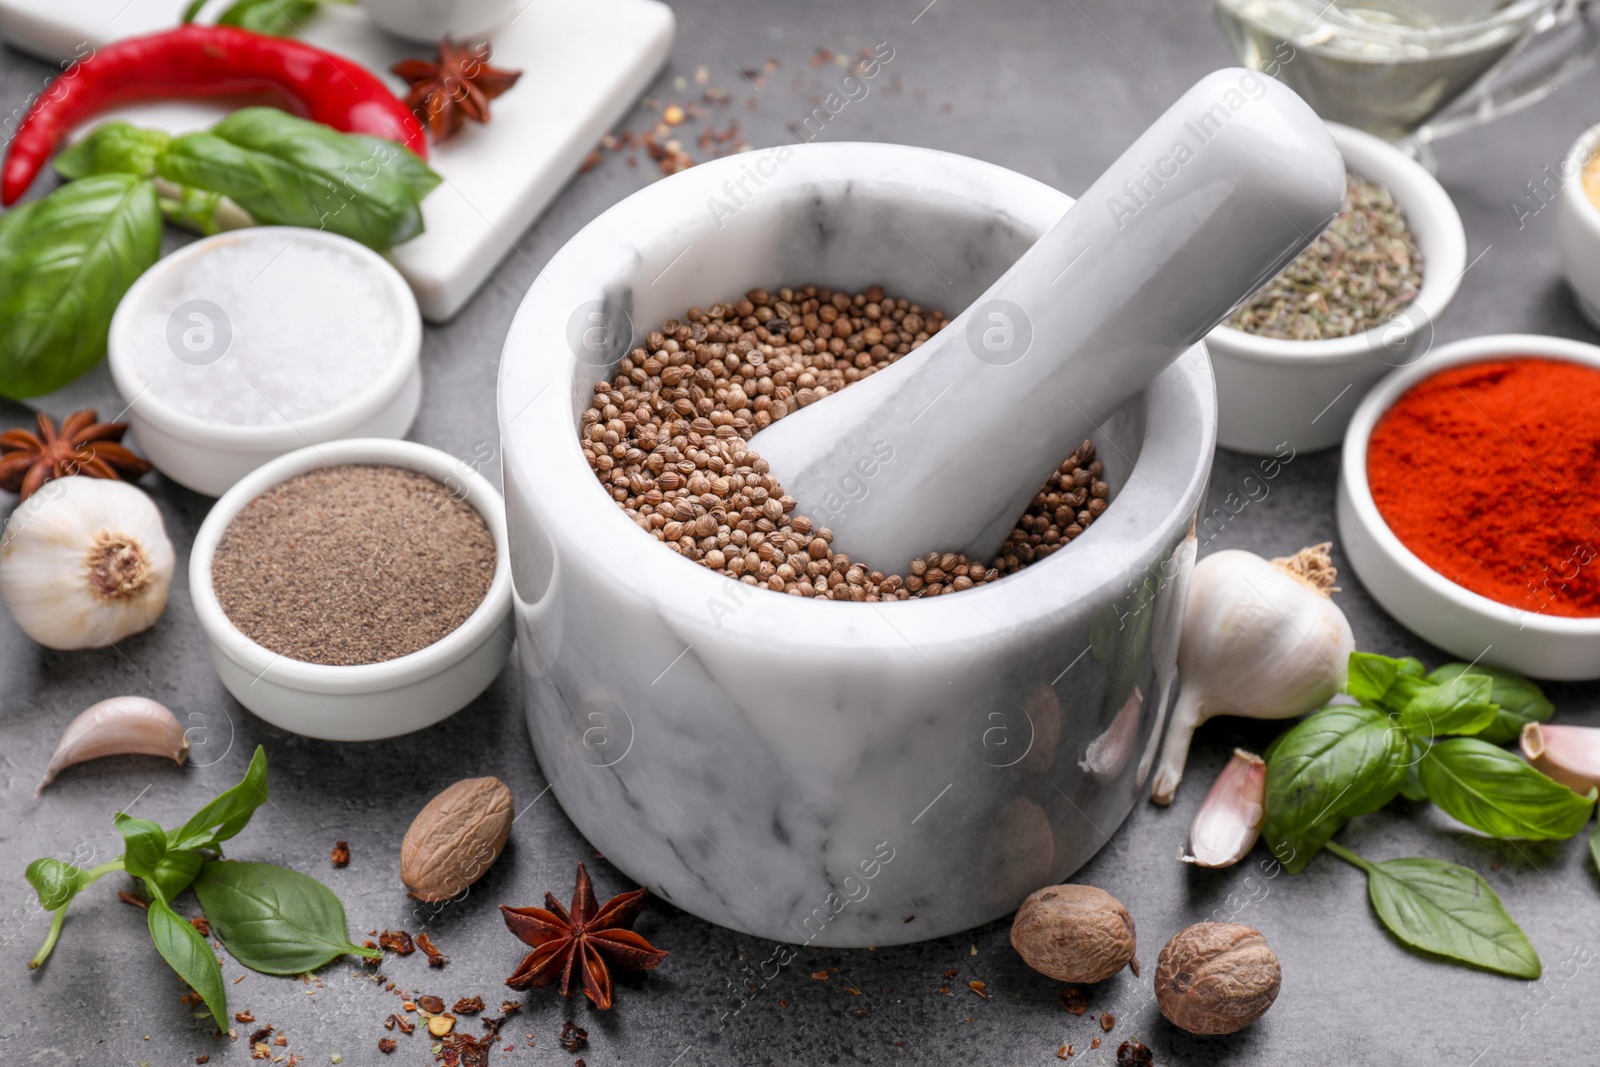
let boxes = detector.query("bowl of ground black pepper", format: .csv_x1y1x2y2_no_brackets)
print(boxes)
497,142,1217,945
1340,334,1600,680
1206,122,1465,456
189,438,512,740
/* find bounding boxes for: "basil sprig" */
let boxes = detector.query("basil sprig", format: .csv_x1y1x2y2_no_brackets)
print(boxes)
1260,652,1590,978
0,109,436,397
23,746,379,1025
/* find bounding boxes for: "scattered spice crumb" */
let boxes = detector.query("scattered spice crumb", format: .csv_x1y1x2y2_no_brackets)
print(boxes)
1101,1012,1115,1032
499,1001,522,1015
970,945,978,956
1117,1040,1154,1066
779,999,789,1008
235,1012,255,1024
416,996,446,1015
426,1015,454,1038
378,1038,397,1054
416,932,449,967
943,969,957,979
968,980,988,999
811,971,828,980
1057,1046,1074,1060
233,976,246,985
197,1058,210,1065
936,985,950,995
1091,1039,1102,1050
117,890,149,910
275,1035,287,1046
191,916,210,936
249,1027,272,1045
1060,988,1086,1016
559,1021,588,1052
453,996,484,1014
331,841,350,867
386,1015,416,1035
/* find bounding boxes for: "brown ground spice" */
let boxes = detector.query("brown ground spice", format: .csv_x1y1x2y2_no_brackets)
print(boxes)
212,465,496,665
581,284,1110,599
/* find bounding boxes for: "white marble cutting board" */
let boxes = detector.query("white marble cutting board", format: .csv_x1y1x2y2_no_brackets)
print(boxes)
0,0,674,321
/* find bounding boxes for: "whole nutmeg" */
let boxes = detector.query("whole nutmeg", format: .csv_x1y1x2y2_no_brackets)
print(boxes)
1010,884,1137,983
1155,922,1280,1035
400,777,514,902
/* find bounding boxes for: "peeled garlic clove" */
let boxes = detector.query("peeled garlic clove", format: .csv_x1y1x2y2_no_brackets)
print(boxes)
1521,722,1600,794
1183,749,1266,868
38,696,188,794
0,478,174,650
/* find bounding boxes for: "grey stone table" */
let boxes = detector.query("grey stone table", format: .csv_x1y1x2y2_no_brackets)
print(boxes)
2,1,1598,1064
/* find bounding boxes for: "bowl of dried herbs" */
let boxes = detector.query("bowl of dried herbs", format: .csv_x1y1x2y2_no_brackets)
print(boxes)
1206,122,1465,456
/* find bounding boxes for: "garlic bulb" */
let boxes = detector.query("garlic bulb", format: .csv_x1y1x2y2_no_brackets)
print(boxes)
0,477,175,649
1521,722,1600,794
1151,544,1353,805
38,695,188,794
1183,749,1266,867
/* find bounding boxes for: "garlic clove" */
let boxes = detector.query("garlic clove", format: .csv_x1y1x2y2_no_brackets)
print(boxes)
1079,687,1143,783
0,477,175,650
1183,749,1266,868
1521,722,1600,794
37,696,188,794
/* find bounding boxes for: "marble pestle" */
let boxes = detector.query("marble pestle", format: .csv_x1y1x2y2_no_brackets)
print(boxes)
746,68,1345,576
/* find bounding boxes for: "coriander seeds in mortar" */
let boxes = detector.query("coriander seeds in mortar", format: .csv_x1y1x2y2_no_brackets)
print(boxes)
582,283,1115,595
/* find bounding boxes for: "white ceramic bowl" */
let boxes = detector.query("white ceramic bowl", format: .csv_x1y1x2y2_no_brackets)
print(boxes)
189,438,513,740
109,228,422,498
1338,334,1600,680
1559,122,1600,329
1207,122,1466,455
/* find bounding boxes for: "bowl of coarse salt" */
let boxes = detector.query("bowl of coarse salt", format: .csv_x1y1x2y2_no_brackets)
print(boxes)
108,227,422,496
497,142,1216,947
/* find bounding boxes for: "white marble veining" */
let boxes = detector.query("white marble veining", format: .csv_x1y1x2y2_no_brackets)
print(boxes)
497,143,1216,946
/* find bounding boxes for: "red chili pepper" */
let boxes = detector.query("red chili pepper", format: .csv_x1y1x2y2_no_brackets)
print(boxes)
1,25,426,206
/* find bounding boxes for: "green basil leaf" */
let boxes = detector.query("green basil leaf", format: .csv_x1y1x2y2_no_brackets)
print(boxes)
1400,755,1428,803
193,860,382,974
147,897,229,1020
1393,672,1498,738
157,108,438,250
25,858,90,910
169,746,269,853
1418,738,1596,840
54,122,171,181
0,173,161,397
181,0,209,21
217,0,318,36
1345,850,1540,979
115,813,169,880
1263,704,1408,872
1345,652,1425,710
147,850,206,903
1591,823,1600,876
1427,663,1554,745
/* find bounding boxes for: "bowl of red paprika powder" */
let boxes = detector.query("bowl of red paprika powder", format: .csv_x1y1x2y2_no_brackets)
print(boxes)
1339,334,1600,680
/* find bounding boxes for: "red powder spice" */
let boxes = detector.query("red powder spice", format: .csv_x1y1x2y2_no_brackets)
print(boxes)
1367,357,1600,617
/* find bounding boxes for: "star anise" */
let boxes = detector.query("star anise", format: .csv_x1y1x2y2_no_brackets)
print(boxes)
500,863,668,1010
393,38,522,142
0,408,150,500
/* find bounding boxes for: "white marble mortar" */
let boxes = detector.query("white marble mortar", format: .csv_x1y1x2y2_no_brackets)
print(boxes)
497,142,1215,946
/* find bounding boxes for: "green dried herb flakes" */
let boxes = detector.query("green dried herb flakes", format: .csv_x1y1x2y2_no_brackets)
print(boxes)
1226,173,1423,341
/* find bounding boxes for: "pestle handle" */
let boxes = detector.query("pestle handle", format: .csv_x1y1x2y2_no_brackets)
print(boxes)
747,69,1345,576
